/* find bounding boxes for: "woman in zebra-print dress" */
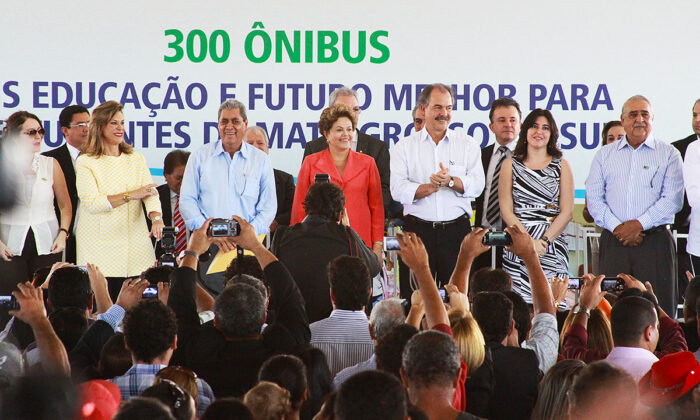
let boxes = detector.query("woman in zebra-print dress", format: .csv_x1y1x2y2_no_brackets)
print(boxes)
498,109,574,303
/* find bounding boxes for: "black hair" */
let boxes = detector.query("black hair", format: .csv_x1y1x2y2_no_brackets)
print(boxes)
470,268,512,298
328,256,371,311
504,291,531,345
601,120,623,146
472,291,513,343
0,375,77,420
142,265,174,285
141,382,194,420
402,330,461,389
610,296,657,347
58,105,89,128
214,283,266,338
258,354,308,409
375,324,418,379
123,300,178,363
514,108,562,161
48,307,88,352
298,347,333,420
569,361,636,417
335,370,407,420
114,397,176,420
223,256,265,288
303,182,345,221
99,333,132,379
686,276,700,317
47,266,93,312
163,150,190,175
488,97,522,123
201,398,253,420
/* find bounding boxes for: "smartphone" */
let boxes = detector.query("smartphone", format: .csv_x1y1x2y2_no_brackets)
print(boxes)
438,288,449,303
0,295,19,310
482,231,512,246
568,277,624,292
384,236,400,251
142,286,158,299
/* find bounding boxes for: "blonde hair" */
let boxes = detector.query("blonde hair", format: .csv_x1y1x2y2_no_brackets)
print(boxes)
560,305,613,354
244,381,291,420
85,101,133,157
448,308,486,375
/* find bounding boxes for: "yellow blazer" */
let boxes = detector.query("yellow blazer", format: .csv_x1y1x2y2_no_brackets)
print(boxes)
75,151,161,277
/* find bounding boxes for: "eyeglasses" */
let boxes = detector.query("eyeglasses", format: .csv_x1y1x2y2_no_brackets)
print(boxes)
70,123,89,128
23,128,45,137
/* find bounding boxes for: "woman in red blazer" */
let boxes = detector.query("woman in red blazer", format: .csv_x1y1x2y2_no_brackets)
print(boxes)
291,103,384,258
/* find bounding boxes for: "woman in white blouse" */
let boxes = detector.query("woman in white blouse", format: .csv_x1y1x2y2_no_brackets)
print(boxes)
0,111,72,295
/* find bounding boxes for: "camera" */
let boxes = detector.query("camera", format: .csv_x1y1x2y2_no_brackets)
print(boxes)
384,236,400,252
0,295,19,310
158,226,178,267
314,173,330,183
438,288,449,303
207,218,240,237
568,277,625,292
482,231,512,246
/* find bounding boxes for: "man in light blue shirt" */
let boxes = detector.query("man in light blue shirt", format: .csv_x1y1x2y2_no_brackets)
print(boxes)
586,95,683,315
180,100,276,238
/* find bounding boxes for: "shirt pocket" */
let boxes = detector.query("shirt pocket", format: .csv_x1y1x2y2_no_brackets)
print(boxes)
638,164,660,189
240,164,261,199
448,165,467,178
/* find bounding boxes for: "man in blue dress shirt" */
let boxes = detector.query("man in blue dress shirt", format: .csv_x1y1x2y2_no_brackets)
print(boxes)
180,100,276,250
586,95,684,315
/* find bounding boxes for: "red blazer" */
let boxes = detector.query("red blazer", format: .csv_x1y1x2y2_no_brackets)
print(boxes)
291,149,384,247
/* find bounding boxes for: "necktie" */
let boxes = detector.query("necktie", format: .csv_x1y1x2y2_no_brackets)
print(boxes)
173,194,187,255
486,146,510,227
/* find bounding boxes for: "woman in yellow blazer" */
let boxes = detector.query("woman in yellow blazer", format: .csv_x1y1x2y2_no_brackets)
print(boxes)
76,101,164,299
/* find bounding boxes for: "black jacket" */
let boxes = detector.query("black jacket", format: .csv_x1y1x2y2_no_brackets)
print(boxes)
473,144,495,228
672,134,697,232
271,215,381,323
168,261,310,397
273,169,295,226
303,131,392,214
42,144,78,263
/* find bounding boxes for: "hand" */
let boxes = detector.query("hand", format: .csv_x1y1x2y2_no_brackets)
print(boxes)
613,220,644,246
114,278,149,310
411,289,424,311
550,275,568,306
534,239,548,258
578,274,606,311
429,165,450,188
157,281,170,306
617,273,646,292
687,270,695,283
131,183,159,200
445,283,468,312
0,240,13,261
41,262,72,289
269,220,279,233
397,232,429,271
87,263,108,291
504,225,537,260
340,208,350,226
50,231,67,254
459,227,490,260
229,216,263,252
10,282,48,326
373,242,383,265
151,219,165,240
187,218,215,255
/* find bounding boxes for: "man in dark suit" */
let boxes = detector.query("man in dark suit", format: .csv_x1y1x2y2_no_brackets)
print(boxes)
154,150,190,259
472,98,522,272
244,126,295,233
303,86,393,216
42,105,90,263
672,99,700,300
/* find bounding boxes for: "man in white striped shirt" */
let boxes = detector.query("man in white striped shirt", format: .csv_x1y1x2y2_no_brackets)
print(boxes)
310,255,374,376
586,95,684,315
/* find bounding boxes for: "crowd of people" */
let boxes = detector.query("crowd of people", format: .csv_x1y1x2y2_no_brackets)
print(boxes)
0,85,700,419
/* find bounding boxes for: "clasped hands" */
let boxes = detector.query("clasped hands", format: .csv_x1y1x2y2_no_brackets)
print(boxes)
613,220,644,247
428,163,451,191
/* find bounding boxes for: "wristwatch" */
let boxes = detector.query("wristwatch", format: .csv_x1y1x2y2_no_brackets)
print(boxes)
573,306,591,317
123,193,131,202
448,177,455,188
152,215,162,223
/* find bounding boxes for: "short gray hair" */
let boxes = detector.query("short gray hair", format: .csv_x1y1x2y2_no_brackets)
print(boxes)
329,86,358,106
244,126,269,143
214,282,265,338
412,104,420,120
402,330,461,388
369,298,406,340
218,99,248,121
621,95,652,116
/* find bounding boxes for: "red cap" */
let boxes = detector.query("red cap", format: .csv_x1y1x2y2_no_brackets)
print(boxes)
77,380,121,420
639,351,700,407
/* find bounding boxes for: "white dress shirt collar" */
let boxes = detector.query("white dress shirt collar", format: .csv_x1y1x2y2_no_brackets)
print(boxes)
618,134,657,151
66,142,81,163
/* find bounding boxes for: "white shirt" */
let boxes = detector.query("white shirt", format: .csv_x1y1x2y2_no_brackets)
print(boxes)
66,142,81,166
605,346,658,381
683,138,700,256
390,128,485,221
481,141,516,228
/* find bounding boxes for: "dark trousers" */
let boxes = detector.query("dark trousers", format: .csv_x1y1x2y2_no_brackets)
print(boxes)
64,235,77,264
0,229,61,328
471,245,504,274
690,255,700,278
105,277,132,302
399,216,472,299
599,228,677,316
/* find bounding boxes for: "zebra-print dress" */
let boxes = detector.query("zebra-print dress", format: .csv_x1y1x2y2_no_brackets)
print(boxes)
502,157,569,304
